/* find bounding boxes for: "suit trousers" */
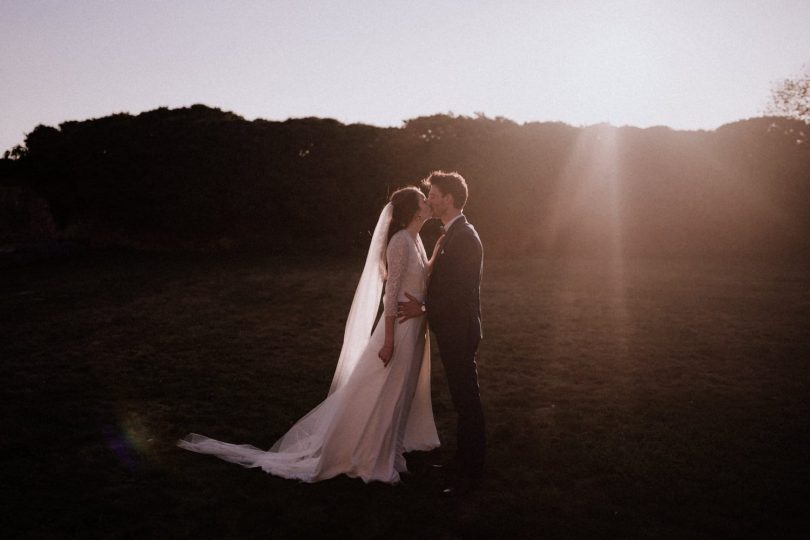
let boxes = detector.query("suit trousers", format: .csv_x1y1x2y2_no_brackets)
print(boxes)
434,327,485,478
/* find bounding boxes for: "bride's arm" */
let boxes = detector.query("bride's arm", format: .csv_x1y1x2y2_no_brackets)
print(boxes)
426,234,445,274
378,234,409,366
398,234,443,323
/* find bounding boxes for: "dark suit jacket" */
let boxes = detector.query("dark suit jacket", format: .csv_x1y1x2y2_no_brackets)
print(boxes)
426,215,483,345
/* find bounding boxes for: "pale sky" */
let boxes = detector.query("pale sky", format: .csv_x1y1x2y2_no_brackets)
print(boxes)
2,0,809,153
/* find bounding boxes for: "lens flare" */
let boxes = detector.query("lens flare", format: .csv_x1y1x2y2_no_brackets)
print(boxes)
101,409,156,469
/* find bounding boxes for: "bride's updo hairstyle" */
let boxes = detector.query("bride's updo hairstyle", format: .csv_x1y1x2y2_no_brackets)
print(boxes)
387,186,423,243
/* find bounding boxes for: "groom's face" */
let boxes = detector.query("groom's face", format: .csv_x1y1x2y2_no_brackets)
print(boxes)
427,185,452,219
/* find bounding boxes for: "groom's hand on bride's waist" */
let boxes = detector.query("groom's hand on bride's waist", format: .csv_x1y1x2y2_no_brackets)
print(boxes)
397,293,425,323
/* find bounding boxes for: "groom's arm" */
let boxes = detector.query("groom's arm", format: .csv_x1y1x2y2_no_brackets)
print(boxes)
397,292,424,322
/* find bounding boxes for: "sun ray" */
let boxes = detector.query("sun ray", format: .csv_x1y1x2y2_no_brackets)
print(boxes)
544,124,631,380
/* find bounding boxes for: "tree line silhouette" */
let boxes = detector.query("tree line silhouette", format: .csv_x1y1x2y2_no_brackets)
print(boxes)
1,104,808,258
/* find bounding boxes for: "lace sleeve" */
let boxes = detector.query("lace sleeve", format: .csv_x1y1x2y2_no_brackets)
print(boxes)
383,232,410,317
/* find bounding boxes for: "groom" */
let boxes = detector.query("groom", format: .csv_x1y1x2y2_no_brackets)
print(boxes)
398,171,485,495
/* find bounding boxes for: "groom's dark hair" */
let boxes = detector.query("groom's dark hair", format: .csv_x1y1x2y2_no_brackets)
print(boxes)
422,171,468,209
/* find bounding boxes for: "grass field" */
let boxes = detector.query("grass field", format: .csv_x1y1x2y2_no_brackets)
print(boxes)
2,252,809,538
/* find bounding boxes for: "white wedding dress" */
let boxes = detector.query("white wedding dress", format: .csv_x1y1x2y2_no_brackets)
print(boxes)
179,206,439,484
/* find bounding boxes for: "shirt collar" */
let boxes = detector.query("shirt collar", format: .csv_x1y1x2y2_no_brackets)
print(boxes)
443,213,464,232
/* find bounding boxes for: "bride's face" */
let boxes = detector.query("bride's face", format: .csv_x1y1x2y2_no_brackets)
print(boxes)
417,195,432,221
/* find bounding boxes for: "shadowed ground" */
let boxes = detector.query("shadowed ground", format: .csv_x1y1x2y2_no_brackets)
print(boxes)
2,252,808,538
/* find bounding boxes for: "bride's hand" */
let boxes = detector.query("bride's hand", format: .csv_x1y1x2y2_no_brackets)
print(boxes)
378,342,394,366
431,234,446,260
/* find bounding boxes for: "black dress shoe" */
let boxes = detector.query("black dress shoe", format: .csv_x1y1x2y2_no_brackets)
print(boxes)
430,460,461,472
440,475,480,497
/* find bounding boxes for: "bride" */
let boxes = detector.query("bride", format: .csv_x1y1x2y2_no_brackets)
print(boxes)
178,187,442,484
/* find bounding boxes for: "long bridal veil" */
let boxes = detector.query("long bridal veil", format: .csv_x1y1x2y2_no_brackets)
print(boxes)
327,202,392,395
